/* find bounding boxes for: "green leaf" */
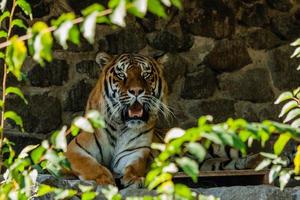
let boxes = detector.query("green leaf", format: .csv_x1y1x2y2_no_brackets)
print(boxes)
279,170,292,190
291,38,300,46
131,0,147,17
291,118,300,128
6,86,28,104
255,158,272,171
291,47,300,58
274,133,291,155
293,87,300,96
73,116,94,133
78,184,94,193
81,191,98,200
283,108,300,123
19,144,39,158
164,128,185,143
54,189,77,200
68,26,80,45
279,100,298,118
176,157,199,182
147,173,172,190
4,111,23,130
269,165,282,183
0,52,4,59
51,126,67,151
70,124,80,136
0,100,3,108
30,145,46,164
162,163,178,174
171,0,182,9
0,30,7,38
108,0,120,8
174,184,193,200
147,0,167,18
5,37,27,80
0,10,10,24
274,91,293,104
109,0,126,27
16,0,32,19
260,152,278,159
29,22,53,65
186,142,206,162
86,110,105,128
11,19,27,29
82,3,105,16
81,11,98,44
145,168,162,186
54,20,73,49
51,12,75,27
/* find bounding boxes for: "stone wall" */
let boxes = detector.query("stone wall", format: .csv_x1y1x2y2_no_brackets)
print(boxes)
5,0,300,149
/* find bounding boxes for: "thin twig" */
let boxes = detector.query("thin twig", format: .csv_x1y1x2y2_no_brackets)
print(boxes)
0,0,17,172
0,9,113,49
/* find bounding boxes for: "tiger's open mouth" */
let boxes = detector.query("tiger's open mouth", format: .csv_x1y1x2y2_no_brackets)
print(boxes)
123,101,149,122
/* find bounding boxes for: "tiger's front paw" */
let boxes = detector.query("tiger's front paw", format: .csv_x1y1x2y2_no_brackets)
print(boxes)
94,168,116,186
122,175,145,189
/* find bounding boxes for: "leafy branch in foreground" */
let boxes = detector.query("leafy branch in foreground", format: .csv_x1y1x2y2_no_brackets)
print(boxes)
146,116,300,196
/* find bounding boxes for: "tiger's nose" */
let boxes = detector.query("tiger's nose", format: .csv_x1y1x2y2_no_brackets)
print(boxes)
128,87,144,96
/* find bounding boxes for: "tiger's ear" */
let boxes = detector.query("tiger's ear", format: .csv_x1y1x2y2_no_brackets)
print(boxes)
95,52,113,68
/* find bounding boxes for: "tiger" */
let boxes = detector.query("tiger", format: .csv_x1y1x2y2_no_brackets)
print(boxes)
65,52,169,188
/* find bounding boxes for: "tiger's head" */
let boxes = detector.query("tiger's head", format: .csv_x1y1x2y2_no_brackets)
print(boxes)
88,52,169,129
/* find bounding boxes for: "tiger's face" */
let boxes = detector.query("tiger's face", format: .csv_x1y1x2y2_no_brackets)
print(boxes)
95,53,169,129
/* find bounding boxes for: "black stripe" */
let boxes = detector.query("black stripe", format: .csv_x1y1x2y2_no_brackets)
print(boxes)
154,131,164,142
93,133,103,163
104,128,116,146
75,138,93,156
106,121,117,131
128,127,154,144
113,146,151,168
104,79,110,97
158,77,162,96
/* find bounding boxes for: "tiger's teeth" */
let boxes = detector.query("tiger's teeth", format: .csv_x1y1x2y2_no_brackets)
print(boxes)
128,108,143,118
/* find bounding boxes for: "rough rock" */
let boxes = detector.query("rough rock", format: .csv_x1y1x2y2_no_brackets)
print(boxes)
147,28,193,52
235,101,259,122
195,185,297,200
28,59,69,87
6,94,62,133
268,45,300,90
63,79,93,112
181,66,217,99
219,68,274,102
181,0,235,39
266,0,292,12
53,37,94,52
67,0,99,14
28,0,51,18
35,175,300,200
162,53,187,91
76,60,101,79
239,3,269,27
181,37,215,73
271,14,300,40
204,39,252,72
187,99,236,123
104,25,147,54
238,28,282,50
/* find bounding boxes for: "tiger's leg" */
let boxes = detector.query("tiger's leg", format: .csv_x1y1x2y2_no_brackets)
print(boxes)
66,133,116,185
121,150,150,188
